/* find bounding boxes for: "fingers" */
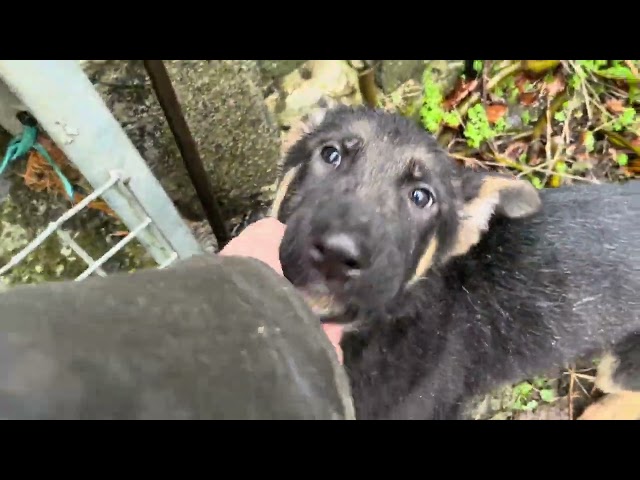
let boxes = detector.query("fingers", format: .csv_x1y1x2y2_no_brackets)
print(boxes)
322,323,344,364
219,218,286,275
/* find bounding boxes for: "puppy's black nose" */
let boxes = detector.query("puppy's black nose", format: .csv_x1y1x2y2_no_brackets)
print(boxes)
309,233,368,280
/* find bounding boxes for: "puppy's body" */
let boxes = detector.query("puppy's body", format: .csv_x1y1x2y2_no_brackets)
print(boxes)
343,181,640,419
274,103,640,420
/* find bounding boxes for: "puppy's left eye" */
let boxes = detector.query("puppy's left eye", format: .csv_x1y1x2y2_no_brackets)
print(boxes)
320,146,342,167
410,188,435,208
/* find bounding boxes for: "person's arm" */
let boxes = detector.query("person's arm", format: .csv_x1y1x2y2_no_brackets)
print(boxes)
0,220,354,420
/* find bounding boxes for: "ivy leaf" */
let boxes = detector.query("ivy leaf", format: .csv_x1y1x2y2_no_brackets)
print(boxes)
540,389,556,403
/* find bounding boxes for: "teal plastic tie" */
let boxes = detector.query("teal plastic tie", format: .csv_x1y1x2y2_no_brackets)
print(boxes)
0,125,74,200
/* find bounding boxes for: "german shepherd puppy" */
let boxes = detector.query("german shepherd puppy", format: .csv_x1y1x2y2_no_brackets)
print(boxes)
270,101,640,420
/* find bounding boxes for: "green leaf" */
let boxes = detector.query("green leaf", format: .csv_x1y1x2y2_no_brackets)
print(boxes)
571,161,593,173
622,107,636,124
617,153,629,166
554,111,566,122
524,400,539,411
570,75,580,90
555,161,568,174
532,377,547,389
514,382,534,397
594,64,640,84
443,111,461,128
531,177,544,189
540,389,556,403
584,131,595,153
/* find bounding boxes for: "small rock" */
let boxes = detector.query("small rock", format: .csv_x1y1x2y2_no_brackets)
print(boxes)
374,60,466,106
276,61,362,129
376,60,428,94
422,60,466,98
257,61,306,82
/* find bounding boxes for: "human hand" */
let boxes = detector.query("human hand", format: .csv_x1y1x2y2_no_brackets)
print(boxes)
219,218,344,363
219,217,286,275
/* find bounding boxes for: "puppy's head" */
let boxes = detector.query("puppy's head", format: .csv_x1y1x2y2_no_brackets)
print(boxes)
272,103,541,325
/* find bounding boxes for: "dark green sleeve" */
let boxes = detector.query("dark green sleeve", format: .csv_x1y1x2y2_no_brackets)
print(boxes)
0,254,355,420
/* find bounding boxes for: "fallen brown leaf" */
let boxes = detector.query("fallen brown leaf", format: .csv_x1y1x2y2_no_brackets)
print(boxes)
528,155,543,166
515,73,530,93
485,104,508,124
575,152,591,162
543,74,566,98
606,98,626,114
504,141,528,159
443,79,478,110
519,92,538,106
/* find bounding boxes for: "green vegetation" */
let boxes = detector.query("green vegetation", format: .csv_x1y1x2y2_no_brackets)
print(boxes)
416,60,639,193
509,377,557,412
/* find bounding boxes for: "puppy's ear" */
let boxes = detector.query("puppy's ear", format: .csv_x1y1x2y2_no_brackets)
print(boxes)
460,168,542,218
280,96,339,157
449,169,542,257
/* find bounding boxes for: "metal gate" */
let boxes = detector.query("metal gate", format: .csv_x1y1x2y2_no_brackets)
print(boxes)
0,60,204,284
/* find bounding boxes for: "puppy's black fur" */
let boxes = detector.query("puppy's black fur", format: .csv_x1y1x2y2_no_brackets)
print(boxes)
273,103,640,420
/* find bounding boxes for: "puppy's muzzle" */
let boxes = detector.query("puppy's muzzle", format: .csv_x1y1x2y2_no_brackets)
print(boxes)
309,232,370,283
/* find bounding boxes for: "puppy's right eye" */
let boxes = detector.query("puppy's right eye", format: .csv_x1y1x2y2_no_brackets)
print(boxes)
410,188,435,208
320,146,342,167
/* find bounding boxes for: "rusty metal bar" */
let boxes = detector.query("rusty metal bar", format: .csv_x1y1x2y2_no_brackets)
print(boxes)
143,60,230,247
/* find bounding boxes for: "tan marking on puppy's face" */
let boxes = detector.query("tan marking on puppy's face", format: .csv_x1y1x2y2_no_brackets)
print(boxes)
271,100,340,219
407,237,439,285
297,289,346,319
269,165,300,219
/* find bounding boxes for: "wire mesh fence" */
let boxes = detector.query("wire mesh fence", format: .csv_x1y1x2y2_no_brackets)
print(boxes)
0,60,205,287
1,170,181,282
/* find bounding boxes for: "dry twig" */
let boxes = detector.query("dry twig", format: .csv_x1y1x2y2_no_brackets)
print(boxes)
568,61,593,121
